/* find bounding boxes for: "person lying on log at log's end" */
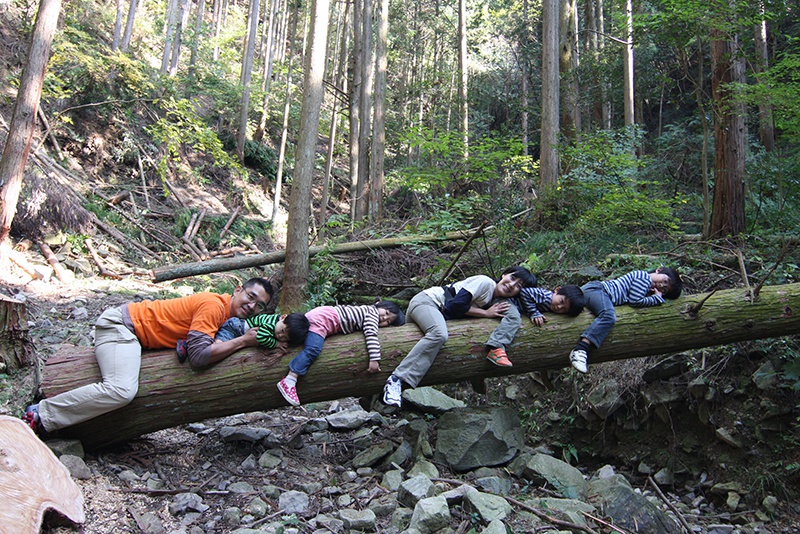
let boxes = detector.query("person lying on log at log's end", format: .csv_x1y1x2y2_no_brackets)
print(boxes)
176,312,310,363
382,266,537,409
276,301,406,407
516,284,587,326
569,266,683,374
23,278,274,437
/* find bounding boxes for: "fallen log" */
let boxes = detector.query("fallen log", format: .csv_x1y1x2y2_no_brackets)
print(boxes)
40,282,800,450
150,230,480,282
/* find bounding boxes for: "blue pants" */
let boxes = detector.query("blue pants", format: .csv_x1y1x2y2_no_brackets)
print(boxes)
288,332,325,376
215,318,249,342
580,281,617,348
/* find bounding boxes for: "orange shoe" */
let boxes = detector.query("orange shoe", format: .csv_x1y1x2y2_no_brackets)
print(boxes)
487,347,513,367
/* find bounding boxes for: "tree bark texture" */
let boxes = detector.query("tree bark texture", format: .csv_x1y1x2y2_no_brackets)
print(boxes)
539,0,559,188
40,283,800,450
151,230,480,282
0,294,35,371
0,0,61,246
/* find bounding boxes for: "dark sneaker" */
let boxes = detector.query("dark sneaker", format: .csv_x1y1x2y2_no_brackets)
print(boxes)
176,339,188,363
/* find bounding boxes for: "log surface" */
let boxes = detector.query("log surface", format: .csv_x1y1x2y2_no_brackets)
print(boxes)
41,283,800,450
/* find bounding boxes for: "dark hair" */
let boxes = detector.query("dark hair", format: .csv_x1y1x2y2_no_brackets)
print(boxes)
283,312,310,346
376,300,405,326
556,285,586,317
243,278,274,299
502,266,537,288
657,267,683,300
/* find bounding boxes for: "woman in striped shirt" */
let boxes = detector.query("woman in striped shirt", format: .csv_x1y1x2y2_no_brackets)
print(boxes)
569,267,682,374
277,302,405,406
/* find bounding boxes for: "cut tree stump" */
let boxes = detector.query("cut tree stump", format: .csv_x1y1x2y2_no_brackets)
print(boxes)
0,416,85,533
39,282,800,450
0,294,35,372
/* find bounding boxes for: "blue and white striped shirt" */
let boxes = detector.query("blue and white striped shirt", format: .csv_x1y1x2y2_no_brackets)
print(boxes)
516,287,554,320
601,270,664,307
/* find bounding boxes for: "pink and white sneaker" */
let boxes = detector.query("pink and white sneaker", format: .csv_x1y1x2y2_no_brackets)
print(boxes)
277,378,300,406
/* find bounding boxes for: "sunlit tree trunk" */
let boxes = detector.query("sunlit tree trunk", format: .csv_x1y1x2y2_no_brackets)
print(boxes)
168,0,189,76
120,0,140,52
708,31,746,239
622,0,634,127
754,4,774,152
369,0,387,222
282,0,331,311
188,0,206,85
539,0,559,188
161,0,179,73
348,0,362,224
113,0,124,51
272,1,300,223
559,0,579,140
458,0,468,158
253,0,280,143
354,0,372,221
0,0,61,252
212,0,222,61
320,0,351,229
237,0,260,162
520,0,529,157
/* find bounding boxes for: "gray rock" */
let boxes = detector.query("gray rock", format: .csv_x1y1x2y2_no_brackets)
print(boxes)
434,406,524,471
384,440,413,468
715,427,743,449
368,496,398,518
258,451,282,468
247,497,269,518
481,518,507,534
304,418,329,432
240,454,257,470
312,514,344,533
390,507,413,530
641,382,683,406
133,511,165,534
229,481,255,493
587,379,624,419
523,497,596,526
752,361,778,390
279,490,310,515
643,354,691,382
223,507,242,526
325,408,381,429
407,459,439,479
463,486,512,523
762,495,778,515
522,453,588,500
339,508,377,531
381,469,405,491
298,481,323,494
475,475,511,495
352,440,394,468
60,454,92,479
219,425,274,443
402,386,466,414
169,493,209,515
118,469,141,483
46,439,84,459
440,484,471,505
653,467,674,486
588,474,681,534
409,495,451,533
397,475,436,509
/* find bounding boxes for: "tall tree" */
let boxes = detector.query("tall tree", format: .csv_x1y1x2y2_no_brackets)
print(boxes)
237,0,261,162
161,0,179,73
753,2,775,152
458,0,469,158
708,29,747,238
560,0,580,140
540,0,559,188
113,0,125,51
120,0,140,52
348,0,363,224
0,0,62,252
369,0,388,221
622,0,634,126
281,0,330,311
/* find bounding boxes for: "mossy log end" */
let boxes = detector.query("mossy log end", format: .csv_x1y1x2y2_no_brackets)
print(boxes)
41,283,800,450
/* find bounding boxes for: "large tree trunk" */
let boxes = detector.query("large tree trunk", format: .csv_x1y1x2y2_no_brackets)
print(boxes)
0,294,35,372
0,0,61,248
539,0,559,188
279,0,330,312
39,283,800,451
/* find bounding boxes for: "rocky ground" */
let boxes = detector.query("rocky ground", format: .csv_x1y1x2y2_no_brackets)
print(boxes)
1,253,800,534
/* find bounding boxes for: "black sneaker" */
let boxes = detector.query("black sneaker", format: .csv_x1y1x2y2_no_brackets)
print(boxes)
177,339,188,363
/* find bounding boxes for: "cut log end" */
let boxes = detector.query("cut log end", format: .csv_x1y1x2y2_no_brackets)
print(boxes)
0,416,85,532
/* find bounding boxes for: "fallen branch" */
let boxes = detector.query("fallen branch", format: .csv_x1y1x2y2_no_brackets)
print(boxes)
219,207,241,239
647,476,692,534
37,241,72,283
85,238,122,279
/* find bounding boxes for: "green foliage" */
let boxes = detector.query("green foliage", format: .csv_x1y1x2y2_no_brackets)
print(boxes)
146,97,245,182
575,185,681,236
746,148,800,234
416,194,486,234
305,248,349,309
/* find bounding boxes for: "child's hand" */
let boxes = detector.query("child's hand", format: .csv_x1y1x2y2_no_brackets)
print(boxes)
368,360,381,373
485,301,511,317
276,340,289,353
241,328,260,346
531,316,546,327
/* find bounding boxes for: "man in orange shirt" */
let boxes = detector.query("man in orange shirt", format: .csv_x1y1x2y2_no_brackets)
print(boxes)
25,278,273,434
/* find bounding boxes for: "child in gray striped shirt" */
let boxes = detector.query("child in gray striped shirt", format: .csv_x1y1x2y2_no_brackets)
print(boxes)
569,267,682,373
